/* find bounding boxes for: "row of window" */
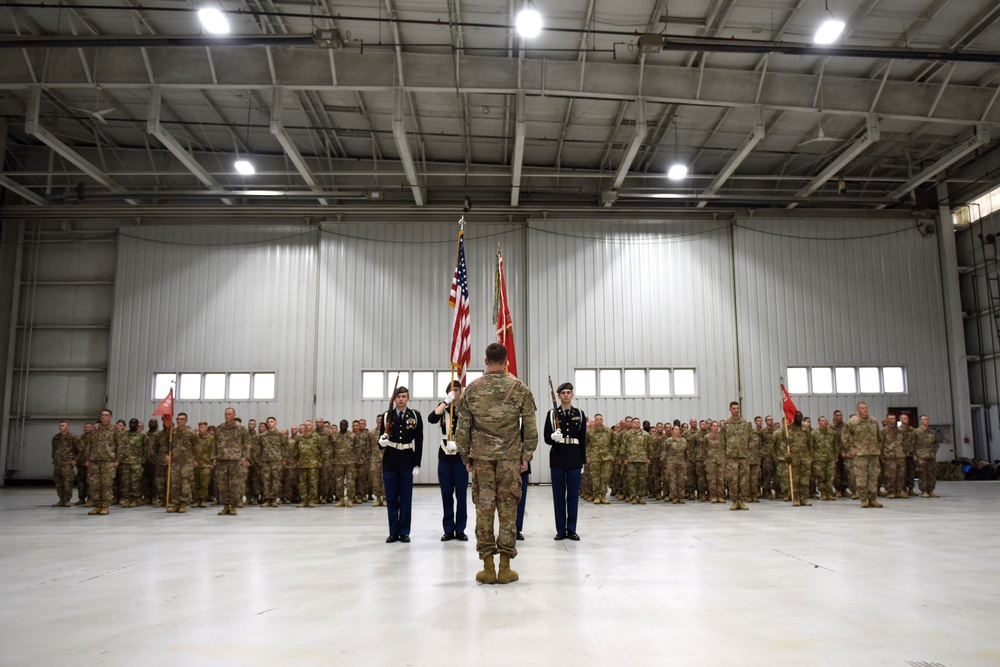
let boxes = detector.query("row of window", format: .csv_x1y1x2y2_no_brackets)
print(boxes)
573,368,697,397
361,371,482,399
153,372,276,401
786,366,906,395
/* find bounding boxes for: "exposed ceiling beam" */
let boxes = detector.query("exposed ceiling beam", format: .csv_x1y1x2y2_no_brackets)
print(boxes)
0,174,48,205
888,124,990,200
146,86,234,206
605,98,648,206
697,105,765,208
510,91,525,207
796,114,880,199
392,88,424,206
270,87,329,206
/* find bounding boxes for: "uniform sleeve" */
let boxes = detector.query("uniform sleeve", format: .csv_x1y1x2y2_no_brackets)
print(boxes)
455,397,472,465
579,411,587,462
543,410,555,446
520,388,538,462
413,411,423,463
426,403,445,426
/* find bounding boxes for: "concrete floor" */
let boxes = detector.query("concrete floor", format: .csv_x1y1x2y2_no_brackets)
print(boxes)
1,482,998,667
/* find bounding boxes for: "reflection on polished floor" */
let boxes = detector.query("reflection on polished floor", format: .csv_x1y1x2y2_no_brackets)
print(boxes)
2,482,998,667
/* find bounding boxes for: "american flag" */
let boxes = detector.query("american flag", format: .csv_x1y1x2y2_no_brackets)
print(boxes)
449,230,471,385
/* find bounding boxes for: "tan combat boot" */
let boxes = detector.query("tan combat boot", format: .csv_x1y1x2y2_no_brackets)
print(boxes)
729,501,740,510
801,498,812,506
346,499,353,508
600,497,610,504
98,505,109,515
88,506,101,515
738,500,749,510
476,555,497,584
335,499,346,507
593,497,601,505
497,555,519,584
638,497,647,505
177,503,187,513
860,499,869,508
167,504,180,513
868,499,883,508
630,497,638,505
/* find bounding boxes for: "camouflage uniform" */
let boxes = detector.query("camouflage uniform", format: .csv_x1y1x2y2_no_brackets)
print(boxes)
167,425,196,508
647,431,665,499
663,435,689,503
811,426,838,500
193,432,215,506
682,428,699,499
587,426,615,503
121,430,148,506
843,415,884,505
912,425,940,496
295,432,324,506
84,422,124,512
901,424,917,495
758,427,775,499
354,428,371,501
213,421,250,511
694,428,709,499
747,428,764,502
721,417,754,508
455,370,537,561
257,429,286,506
151,429,169,506
770,429,792,501
774,424,812,505
368,428,384,502
624,429,650,503
611,430,626,499
703,432,726,502
332,431,356,505
76,429,92,505
881,424,907,497
316,427,334,503
50,429,79,506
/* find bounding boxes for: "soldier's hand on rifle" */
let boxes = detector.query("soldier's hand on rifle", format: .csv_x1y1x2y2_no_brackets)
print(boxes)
165,454,171,465
551,429,564,443
412,466,420,478
378,434,390,447
445,440,458,454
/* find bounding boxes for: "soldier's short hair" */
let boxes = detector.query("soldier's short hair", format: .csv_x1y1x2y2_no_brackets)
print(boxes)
234,417,242,424
485,342,507,363
198,421,208,426
340,419,349,432
445,379,462,392
729,401,740,409
101,408,112,416
59,419,68,425
116,419,126,426
177,412,188,419
267,417,275,423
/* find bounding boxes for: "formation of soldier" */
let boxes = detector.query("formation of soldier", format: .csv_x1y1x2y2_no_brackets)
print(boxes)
580,401,942,509
50,408,387,515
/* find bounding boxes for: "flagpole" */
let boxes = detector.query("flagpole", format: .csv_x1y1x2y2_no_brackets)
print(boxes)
165,381,175,508
780,376,795,503
447,216,466,441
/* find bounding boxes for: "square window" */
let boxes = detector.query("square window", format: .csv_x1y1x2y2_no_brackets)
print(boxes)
153,373,176,400
178,373,201,400
253,373,275,400
229,373,250,400
466,371,483,384
649,369,671,396
204,373,226,400
599,369,622,397
674,369,696,396
858,367,881,393
412,371,435,398
811,367,833,394
362,372,384,399
787,367,809,394
883,367,905,393
574,369,597,397
624,369,646,396
835,367,857,394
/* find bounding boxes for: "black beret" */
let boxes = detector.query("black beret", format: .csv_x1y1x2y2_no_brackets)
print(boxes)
393,386,410,399
557,382,574,393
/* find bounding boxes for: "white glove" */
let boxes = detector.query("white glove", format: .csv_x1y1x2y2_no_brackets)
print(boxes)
445,440,458,454
552,429,564,443
444,391,457,405
412,466,420,477
378,434,389,447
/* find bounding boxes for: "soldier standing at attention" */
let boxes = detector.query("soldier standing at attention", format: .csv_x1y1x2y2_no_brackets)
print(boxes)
213,407,250,516
295,420,323,507
257,418,285,507
77,422,93,506
775,412,813,507
704,421,726,503
843,401,884,508
120,419,147,508
587,413,614,504
50,420,79,507
332,420,355,507
899,413,917,497
544,382,586,540
354,419,371,503
165,412,196,513
913,415,940,497
83,409,124,515
379,387,423,543
663,425,689,504
721,401,754,511
881,414,908,498
369,416,386,507
810,416,838,501
455,343,537,584
428,380,469,542
193,421,215,508
625,419,651,505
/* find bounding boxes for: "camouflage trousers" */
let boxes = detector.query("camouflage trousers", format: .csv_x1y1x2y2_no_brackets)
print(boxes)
299,467,320,504
883,457,906,494
917,456,937,493
319,463,334,501
706,459,725,499
852,455,880,501
760,457,775,497
154,464,168,502
611,462,625,495
749,463,761,500
354,463,369,499
87,461,116,506
369,458,384,497
169,463,193,505
665,460,687,500
282,466,298,502
905,456,917,492
790,457,812,501
246,464,262,503
725,457,749,502
648,459,663,497
774,460,791,498
333,463,355,500
471,458,521,559
120,463,143,503
216,460,246,506
76,464,89,501
590,460,612,499
194,465,212,503
627,463,647,498
53,463,75,503
695,460,708,498
141,462,155,501
260,462,282,502
581,462,592,497
812,459,835,496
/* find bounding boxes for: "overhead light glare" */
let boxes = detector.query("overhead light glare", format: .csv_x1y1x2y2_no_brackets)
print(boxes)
667,163,689,180
198,8,230,35
515,7,543,38
814,18,845,44
234,159,255,175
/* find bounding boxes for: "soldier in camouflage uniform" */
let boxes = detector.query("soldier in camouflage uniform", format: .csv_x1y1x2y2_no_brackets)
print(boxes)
316,419,334,504
50,420,79,507
663,425,689,503
165,412,196,513
244,419,261,506
83,409,124,515
881,414,908,498
647,424,665,500
140,419,158,505
587,413,614,504
76,422,93,505
721,401,753,511
811,416,838,500
120,419,147,508
369,417,386,507
295,420,323,507
703,421,726,502
455,343,537,585
829,410,849,496
770,423,793,502
899,414,917,496
355,418,372,502
758,416,775,500
611,420,628,500
151,415,171,507
748,417,764,503
912,415,940,497
774,412,813,506
257,417,286,507
842,402,884,508
332,420,356,507
624,420,650,504
193,421,215,508
213,407,251,515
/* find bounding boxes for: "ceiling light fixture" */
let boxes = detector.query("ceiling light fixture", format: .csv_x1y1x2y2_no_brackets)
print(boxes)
813,0,844,44
667,119,688,181
515,3,543,38
234,160,255,175
198,7,230,35
234,95,254,176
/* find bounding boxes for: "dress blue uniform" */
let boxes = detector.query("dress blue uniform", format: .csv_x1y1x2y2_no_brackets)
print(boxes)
380,393,423,541
544,392,586,539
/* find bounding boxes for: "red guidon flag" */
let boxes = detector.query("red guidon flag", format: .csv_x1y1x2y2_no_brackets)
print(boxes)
780,383,798,423
449,229,471,386
493,244,518,377
152,388,174,418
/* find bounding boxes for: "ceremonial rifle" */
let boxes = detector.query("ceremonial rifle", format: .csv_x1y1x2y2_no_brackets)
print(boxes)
547,375,561,432
384,373,400,437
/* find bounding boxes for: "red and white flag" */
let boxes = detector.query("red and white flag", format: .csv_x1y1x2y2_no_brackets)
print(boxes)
152,388,174,418
780,383,798,423
493,244,518,377
449,230,471,386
